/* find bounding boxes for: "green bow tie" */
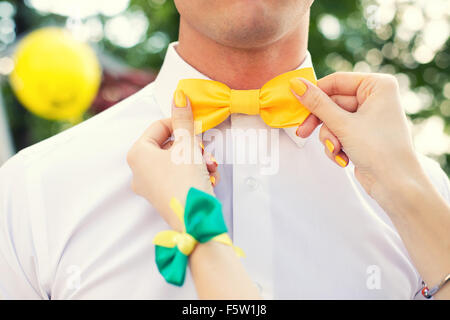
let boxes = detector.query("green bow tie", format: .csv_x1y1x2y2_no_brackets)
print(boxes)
153,188,244,286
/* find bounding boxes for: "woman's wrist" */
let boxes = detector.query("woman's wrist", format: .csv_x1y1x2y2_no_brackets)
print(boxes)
159,186,216,232
372,153,449,221
189,240,260,299
372,155,430,217
370,155,450,299
190,240,235,262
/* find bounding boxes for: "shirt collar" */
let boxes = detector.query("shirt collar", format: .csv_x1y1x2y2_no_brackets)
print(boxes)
152,42,315,148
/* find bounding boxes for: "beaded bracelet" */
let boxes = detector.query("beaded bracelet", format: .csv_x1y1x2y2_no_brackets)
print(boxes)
418,274,450,299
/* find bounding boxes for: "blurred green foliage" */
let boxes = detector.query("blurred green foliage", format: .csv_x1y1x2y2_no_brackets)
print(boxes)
1,0,449,174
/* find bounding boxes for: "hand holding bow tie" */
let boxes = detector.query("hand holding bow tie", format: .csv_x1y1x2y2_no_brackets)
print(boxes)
127,94,220,232
289,72,416,200
292,72,450,300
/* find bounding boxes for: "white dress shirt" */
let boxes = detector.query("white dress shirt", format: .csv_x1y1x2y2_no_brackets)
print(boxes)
1,42,449,300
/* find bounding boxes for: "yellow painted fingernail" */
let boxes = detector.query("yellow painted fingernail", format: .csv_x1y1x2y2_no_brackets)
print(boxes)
289,78,307,96
335,155,348,168
210,176,216,186
325,139,335,153
200,142,205,152
174,89,186,108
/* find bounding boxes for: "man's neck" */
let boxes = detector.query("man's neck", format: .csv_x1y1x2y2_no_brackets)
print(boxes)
176,17,309,90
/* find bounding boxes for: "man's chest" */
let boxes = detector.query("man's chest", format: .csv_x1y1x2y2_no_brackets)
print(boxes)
43,116,419,299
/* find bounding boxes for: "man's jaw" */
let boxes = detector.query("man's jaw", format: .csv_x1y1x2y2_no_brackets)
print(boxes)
176,15,310,90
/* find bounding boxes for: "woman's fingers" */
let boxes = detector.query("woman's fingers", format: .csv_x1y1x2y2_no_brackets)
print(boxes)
318,72,366,96
172,90,195,140
296,114,322,138
317,101,352,168
330,95,359,112
319,124,349,168
199,141,219,186
209,170,220,187
323,142,349,168
290,78,348,136
140,118,173,148
296,94,359,137
333,150,349,168
319,125,341,155
290,77,356,169
204,151,218,174
162,139,173,150
171,90,205,165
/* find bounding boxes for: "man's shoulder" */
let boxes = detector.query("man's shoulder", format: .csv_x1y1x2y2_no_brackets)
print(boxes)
2,83,162,171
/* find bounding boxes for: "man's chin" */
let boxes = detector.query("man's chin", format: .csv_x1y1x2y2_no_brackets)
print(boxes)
217,18,285,49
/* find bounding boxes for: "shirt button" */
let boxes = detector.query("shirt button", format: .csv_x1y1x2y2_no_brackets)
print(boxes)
244,177,259,191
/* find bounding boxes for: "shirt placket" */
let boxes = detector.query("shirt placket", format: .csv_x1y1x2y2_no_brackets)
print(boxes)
230,114,274,299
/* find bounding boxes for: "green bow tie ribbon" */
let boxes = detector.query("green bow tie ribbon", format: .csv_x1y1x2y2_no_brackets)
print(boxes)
153,187,245,286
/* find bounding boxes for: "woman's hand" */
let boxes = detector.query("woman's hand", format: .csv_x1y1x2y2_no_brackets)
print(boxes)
291,73,418,204
127,92,219,231
291,72,450,299
127,92,260,299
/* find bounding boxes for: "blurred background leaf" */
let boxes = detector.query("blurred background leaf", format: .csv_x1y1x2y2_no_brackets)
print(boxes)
0,0,449,174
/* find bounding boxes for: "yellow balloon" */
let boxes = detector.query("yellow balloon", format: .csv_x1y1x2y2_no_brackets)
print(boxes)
10,27,101,121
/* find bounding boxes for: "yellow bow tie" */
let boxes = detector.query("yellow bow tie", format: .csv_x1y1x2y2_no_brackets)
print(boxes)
174,67,317,133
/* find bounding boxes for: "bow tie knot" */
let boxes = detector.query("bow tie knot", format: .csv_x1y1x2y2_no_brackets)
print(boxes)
230,89,260,115
176,232,197,256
